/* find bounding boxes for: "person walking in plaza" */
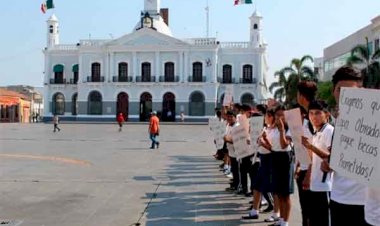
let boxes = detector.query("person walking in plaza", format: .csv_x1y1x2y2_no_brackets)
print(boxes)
53,114,61,132
149,111,160,149
117,112,125,132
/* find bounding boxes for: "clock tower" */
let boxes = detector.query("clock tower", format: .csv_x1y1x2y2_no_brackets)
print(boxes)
144,0,160,15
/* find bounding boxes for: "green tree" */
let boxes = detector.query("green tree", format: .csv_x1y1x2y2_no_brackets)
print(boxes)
269,55,316,106
346,42,380,88
317,81,336,108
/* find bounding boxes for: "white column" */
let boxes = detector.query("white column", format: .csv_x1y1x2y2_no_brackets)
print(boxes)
212,50,218,83
78,55,83,83
155,51,160,81
133,52,137,80
110,52,115,82
179,51,184,82
44,51,50,84
184,51,189,82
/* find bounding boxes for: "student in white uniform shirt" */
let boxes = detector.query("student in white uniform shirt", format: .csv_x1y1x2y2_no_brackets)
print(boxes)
296,80,318,226
224,110,240,191
322,66,369,226
301,100,334,226
365,188,380,226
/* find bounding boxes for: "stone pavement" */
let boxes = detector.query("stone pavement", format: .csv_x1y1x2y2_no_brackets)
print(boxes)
0,123,301,226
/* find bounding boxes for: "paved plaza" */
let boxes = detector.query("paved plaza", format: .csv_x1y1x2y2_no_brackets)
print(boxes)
0,123,301,226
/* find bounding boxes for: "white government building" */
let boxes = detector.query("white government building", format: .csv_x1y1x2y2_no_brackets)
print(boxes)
43,0,269,122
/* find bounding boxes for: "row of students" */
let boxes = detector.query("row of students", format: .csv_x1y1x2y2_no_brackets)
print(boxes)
214,66,379,226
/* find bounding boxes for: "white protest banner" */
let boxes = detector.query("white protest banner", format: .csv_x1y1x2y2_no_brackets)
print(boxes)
223,85,234,107
330,88,380,188
239,114,250,134
208,118,226,150
249,116,264,150
231,124,252,160
284,108,311,166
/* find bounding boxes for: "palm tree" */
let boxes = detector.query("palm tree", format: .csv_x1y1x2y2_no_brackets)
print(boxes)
283,55,317,82
346,42,380,88
269,55,316,106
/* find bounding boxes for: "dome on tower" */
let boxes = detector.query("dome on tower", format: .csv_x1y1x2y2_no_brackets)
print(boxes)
48,14,58,21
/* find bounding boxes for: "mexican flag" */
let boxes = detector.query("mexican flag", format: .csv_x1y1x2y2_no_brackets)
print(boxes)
41,0,54,14
234,0,253,5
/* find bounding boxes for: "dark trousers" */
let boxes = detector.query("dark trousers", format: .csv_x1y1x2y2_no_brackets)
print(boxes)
240,155,254,193
330,200,371,226
296,170,312,226
149,133,159,148
230,157,239,189
53,123,60,132
309,191,330,226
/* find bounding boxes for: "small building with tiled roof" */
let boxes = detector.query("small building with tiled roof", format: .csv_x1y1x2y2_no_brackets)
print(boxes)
0,88,31,123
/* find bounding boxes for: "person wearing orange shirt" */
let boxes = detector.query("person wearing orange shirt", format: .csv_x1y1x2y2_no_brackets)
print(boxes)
149,111,160,149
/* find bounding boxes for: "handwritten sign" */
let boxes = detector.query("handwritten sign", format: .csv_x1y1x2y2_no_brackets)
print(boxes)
249,116,264,150
208,118,226,150
231,124,252,160
223,85,234,107
239,114,250,134
330,88,380,188
284,108,312,166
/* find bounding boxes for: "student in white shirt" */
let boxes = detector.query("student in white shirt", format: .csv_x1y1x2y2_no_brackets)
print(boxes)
365,188,380,226
301,100,334,226
296,80,318,226
322,66,369,226
224,110,240,191
268,105,294,226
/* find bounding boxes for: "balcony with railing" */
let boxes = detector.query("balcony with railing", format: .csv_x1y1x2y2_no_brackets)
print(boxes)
50,78,66,84
217,77,235,84
136,76,156,83
159,76,180,82
79,39,110,47
113,76,133,82
68,78,78,84
188,76,206,82
184,38,218,46
240,78,258,84
220,42,250,49
86,76,105,83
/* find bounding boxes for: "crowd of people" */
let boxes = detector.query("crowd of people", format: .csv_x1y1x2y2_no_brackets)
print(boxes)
211,66,379,226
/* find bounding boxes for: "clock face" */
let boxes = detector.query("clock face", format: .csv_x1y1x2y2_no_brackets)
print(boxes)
143,17,152,28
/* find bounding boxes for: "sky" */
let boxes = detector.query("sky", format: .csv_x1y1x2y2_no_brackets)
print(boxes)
0,0,379,88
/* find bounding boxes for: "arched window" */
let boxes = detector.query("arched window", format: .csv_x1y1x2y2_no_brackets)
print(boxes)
243,64,253,83
52,93,65,115
49,25,54,33
91,63,101,82
254,24,258,30
53,64,64,84
241,93,255,105
118,62,128,82
88,91,102,115
222,65,232,83
164,62,175,82
71,93,78,115
72,64,79,84
192,62,203,82
142,62,151,82
189,91,205,116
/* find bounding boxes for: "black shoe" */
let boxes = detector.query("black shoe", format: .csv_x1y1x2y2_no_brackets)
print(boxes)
242,214,259,220
260,206,274,213
247,205,253,210
225,187,236,192
156,142,160,148
150,147,155,149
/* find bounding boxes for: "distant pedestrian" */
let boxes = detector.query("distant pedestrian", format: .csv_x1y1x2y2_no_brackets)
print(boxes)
53,115,61,132
117,113,125,132
180,112,185,122
149,111,160,149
